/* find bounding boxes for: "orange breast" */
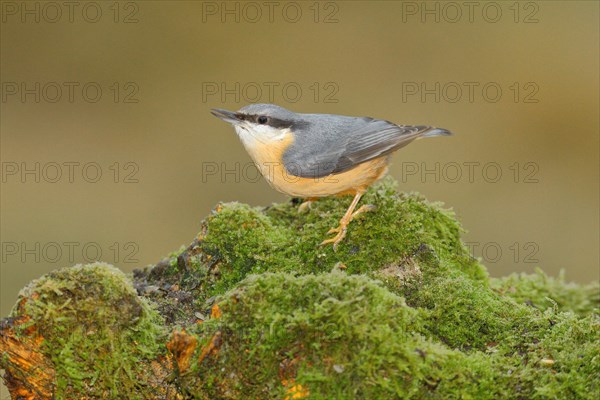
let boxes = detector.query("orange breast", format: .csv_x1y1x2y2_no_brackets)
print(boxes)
244,132,389,197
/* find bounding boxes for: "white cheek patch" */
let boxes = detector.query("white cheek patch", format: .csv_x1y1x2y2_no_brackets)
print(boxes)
235,124,290,147
253,124,289,140
272,128,291,141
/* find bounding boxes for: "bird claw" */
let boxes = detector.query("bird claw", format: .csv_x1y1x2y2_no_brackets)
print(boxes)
320,225,347,250
297,200,313,214
352,204,377,218
319,195,374,251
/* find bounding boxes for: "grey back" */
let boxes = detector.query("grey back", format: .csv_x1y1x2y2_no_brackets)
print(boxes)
282,112,432,178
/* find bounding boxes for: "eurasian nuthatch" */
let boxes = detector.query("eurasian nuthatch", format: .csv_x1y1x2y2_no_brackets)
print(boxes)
212,104,452,249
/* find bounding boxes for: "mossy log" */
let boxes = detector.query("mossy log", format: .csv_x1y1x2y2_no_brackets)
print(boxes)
1,178,598,399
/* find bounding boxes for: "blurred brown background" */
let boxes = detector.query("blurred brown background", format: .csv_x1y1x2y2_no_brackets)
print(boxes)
1,0,598,359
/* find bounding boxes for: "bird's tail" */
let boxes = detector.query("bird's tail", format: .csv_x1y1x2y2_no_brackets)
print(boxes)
420,127,453,137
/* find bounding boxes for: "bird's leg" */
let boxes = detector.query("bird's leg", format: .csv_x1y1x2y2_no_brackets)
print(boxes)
351,204,377,218
298,197,318,214
321,192,369,250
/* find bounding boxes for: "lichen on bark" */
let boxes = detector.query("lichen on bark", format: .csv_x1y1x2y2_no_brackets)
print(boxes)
1,178,598,399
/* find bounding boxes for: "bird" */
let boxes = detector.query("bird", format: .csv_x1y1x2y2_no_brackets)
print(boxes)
211,104,452,249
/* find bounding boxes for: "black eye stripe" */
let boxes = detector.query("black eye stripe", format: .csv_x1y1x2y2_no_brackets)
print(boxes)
265,117,294,129
236,113,295,129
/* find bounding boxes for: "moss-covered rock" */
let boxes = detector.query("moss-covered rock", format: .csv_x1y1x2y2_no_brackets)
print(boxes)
144,178,486,315
4,263,172,399
181,272,480,399
2,178,598,399
172,270,598,399
490,269,599,317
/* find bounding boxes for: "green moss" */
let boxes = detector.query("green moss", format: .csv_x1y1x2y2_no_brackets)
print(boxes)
3,178,598,399
265,180,486,281
200,202,297,293
366,248,541,352
11,262,167,399
181,272,600,399
490,269,599,317
162,178,486,306
182,272,483,399
528,313,600,398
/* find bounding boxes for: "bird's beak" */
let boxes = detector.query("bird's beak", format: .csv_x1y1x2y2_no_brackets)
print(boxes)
211,108,240,125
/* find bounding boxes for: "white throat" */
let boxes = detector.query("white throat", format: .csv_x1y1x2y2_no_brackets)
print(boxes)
234,124,290,150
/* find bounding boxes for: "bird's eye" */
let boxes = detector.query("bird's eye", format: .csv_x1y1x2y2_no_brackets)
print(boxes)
257,116,268,124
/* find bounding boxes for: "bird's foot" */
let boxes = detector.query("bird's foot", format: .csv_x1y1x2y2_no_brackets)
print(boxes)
320,204,376,250
352,204,377,218
297,200,314,214
327,226,341,234
320,224,348,250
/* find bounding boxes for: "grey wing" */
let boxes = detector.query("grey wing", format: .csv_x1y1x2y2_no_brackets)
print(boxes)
283,117,444,178
331,119,435,174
